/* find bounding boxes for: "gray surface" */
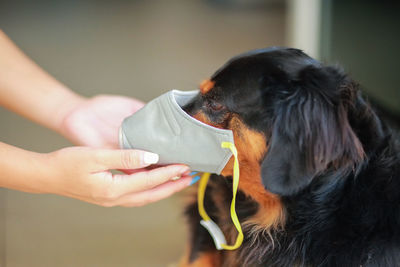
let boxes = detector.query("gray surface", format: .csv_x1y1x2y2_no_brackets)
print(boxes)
0,0,285,266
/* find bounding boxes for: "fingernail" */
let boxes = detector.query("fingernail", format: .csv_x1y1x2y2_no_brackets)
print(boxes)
171,176,181,181
179,166,190,175
143,152,159,164
189,176,200,186
189,171,198,176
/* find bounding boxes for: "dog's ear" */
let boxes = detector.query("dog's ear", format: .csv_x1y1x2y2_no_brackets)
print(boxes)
261,65,365,196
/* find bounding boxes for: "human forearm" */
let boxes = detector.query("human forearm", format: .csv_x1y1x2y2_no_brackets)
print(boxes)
0,30,84,133
0,141,49,193
0,141,193,206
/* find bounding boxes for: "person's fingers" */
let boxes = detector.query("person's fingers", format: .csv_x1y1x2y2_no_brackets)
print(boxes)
93,149,159,170
117,168,145,175
111,164,190,196
116,176,192,207
117,164,161,175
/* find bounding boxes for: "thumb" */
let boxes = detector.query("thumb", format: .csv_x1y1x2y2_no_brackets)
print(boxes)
94,149,159,170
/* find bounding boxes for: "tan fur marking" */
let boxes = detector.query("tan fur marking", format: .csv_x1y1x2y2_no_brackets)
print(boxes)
193,111,226,129
200,79,215,94
179,251,221,267
228,117,285,229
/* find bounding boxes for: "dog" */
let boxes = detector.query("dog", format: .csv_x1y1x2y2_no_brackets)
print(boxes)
179,47,400,267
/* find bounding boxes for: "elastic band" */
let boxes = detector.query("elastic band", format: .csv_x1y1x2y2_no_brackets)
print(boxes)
198,172,212,221
197,141,243,250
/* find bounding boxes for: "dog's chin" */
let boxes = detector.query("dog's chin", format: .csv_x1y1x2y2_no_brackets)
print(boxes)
220,156,234,177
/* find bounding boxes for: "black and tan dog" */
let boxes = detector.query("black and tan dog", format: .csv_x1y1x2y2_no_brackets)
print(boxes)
180,47,400,267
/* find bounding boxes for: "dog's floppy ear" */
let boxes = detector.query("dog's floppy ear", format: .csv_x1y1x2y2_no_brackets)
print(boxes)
261,65,365,196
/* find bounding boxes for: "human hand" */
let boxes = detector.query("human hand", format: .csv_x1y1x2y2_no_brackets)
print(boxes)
60,95,144,148
43,147,193,207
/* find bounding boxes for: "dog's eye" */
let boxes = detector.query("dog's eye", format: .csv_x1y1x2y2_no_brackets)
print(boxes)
208,100,224,111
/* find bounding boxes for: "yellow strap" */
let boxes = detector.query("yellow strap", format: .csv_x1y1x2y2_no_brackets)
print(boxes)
197,141,244,250
198,172,211,221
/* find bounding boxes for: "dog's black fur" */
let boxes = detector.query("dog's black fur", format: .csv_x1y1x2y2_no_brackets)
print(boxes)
183,47,400,267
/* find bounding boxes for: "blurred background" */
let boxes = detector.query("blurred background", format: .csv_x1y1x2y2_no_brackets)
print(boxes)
0,0,398,266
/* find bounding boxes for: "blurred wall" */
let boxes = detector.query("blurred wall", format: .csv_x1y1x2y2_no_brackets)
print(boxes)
327,0,400,115
286,0,399,124
0,0,285,266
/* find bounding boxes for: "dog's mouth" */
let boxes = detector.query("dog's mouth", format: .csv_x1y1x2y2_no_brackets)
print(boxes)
183,95,234,175
183,89,267,174
186,105,267,183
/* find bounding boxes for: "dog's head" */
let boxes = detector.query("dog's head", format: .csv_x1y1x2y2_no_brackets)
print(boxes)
186,47,365,197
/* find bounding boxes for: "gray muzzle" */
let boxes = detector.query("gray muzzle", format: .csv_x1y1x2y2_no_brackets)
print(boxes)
119,90,234,174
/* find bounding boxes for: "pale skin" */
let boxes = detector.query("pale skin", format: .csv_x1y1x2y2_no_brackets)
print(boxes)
0,30,194,207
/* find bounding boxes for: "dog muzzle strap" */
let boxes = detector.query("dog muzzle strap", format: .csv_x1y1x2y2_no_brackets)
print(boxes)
198,141,243,250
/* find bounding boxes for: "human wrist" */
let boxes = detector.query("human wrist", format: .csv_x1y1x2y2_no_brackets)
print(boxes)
26,152,57,194
49,87,86,135
0,142,52,194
